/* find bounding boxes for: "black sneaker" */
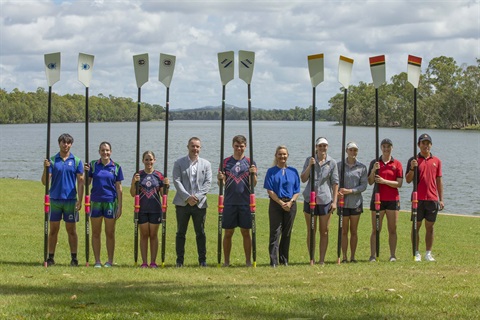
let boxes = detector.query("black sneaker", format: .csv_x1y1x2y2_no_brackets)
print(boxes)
70,259,79,267
46,258,55,266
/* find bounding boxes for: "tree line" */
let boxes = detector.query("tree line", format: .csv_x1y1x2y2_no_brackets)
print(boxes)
1,56,478,129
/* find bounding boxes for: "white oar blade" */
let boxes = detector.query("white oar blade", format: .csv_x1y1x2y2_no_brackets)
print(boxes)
218,51,234,86
133,53,149,88
307,53,324,88
44,52,61,87
338,55,354,89
159,53,176,88
369,55,386,89
407,55,422,88
238,50,255,85
78,53,95,88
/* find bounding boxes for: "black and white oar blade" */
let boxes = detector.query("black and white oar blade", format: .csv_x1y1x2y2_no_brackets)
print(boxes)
307,53,324,88
338,55,354,89
78,53,95,88
238,50,255,85
44,52,61,87
369,55,386,89
133,53,149,88
159,53,176,88
218,51,234,86
407,55,422,88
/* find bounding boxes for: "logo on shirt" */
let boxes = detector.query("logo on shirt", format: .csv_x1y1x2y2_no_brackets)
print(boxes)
68,160,74,166
235,162,241,173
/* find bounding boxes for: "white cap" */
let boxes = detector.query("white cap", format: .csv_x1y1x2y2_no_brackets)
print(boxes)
315,137,329,145
346,141,359,150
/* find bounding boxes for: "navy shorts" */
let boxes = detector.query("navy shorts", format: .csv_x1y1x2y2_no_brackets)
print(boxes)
222,204,252,229
50,199,78,223
91,201,118,219
138,211,162,224
413,200,439,222
370,200,400,211
340,206,363,216
303,201,332,216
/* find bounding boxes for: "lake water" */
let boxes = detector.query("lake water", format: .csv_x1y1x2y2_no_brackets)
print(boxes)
1,121,479,216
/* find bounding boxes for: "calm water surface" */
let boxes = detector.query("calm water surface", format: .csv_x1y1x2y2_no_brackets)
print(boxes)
1,121,478,215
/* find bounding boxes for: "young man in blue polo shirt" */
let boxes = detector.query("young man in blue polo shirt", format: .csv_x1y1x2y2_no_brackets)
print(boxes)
42,133,84,266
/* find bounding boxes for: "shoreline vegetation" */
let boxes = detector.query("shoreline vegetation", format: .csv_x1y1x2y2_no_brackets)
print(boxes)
1,56,479,130
1,178,479,319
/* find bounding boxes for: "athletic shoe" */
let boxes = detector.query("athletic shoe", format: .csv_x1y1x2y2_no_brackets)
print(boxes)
199,262,207,267
350,259,358,263
369,256,376,262
424,253,436,262
175,262,183,268
94,263,102,268
70,259,79,267
149,262,158,268
389,257,397,262
140,263,148,268
46,258,55,266
414,252,422,262
341,259,348,264
104,262,112,268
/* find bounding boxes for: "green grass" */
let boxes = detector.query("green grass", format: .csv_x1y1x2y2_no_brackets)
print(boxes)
0,178,479,319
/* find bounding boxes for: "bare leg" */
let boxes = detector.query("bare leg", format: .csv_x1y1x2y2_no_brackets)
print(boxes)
223,229,234,266
149,223,160,264
104,218,116,263
139,223,150,264
341,216,350,261
240,228,252,266
48,221,61,255
91,217,103,263
349,215,360,260
385,209,398,258
318,214,331,264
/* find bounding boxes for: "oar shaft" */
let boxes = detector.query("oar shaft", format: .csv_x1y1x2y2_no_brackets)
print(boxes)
374,88,380,259
247,83,256,267
309,86,316,264
338,88,348,263
44,86,53,266
218,84,226,267
134,87,141,265
85,87,90,266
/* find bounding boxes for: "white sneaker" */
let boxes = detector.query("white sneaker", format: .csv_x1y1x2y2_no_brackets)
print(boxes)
424,253,436,262
414,252,421,262
389,257,397,262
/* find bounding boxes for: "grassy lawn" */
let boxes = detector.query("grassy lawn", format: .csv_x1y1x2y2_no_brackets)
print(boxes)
0,179,479,319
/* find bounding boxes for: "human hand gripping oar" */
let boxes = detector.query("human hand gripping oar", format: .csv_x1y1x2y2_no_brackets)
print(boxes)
217,51,234,267
43,52,61,267
407,55,422,261
133,53,149,266
307,53,324,265
369,55,386,260
239,50,256,267
337,55,354,265
78,52,94,267
159,53,176,268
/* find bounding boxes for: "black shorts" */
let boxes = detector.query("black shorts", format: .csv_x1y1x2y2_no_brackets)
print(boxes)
370,200,400,211
303,201,332,216
412,200,439,222
341,206,363,217
222,204,252,229
138,211,162,224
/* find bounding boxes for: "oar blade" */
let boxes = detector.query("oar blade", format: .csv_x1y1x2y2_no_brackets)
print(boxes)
338,55,354,89
44,52,61,87
369,55,386,89
159,53,176,88
78,53,95,88
238,50,255,84
133,53,149,88
307,53,324,87
218,51,234,86
407,55,422,88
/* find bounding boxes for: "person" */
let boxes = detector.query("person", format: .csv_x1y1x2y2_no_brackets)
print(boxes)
130,150,169,268
218,135,257,267
85,141,124,268
406,133,444,262
300,137,339,265
172,137,212,267
41,133,84,267
337,142,368,263
263,146,300,267
367,138,403,262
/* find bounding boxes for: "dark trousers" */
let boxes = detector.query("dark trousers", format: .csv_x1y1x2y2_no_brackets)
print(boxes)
268,199,297,265
175,205,207,264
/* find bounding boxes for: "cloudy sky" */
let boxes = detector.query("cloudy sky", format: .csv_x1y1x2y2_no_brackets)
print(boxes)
0,0,478,110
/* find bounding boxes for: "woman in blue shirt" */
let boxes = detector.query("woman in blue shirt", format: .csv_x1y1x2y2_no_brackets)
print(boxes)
264,146,300,267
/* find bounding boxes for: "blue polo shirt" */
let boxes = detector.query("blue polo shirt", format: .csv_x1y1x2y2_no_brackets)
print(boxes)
264,166,300,199
49,152,84,200
89,159,124,202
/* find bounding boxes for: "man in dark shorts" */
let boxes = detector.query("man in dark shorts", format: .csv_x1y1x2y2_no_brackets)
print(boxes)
406,133,444,262
217,135,257,267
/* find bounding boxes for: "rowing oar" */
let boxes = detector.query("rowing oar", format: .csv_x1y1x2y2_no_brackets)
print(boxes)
43,52,61,267
307,53,324,265
337,55,354,265
132,53,149,266
158,53,176,268
369,55,386,260
78,52,95,267
407,54,422,261
217,51,234,267
239,50,256,267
